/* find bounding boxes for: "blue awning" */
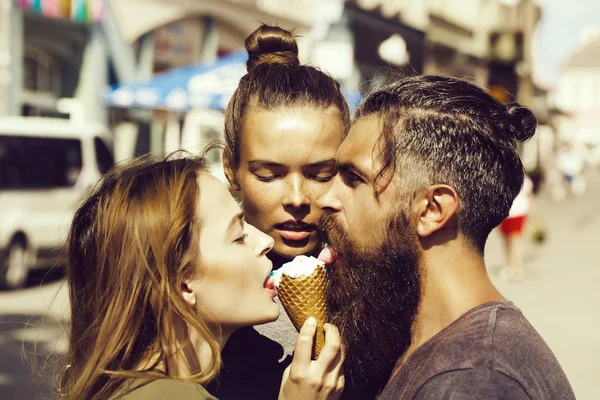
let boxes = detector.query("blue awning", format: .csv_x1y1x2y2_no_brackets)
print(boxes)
104,51,361,112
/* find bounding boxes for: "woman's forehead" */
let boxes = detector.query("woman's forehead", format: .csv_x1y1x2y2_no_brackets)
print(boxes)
240,108,343,164
197,173,239,223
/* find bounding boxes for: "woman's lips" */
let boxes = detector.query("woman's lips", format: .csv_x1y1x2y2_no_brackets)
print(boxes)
264,276,277,297
274,222,316,242
277,230,312,241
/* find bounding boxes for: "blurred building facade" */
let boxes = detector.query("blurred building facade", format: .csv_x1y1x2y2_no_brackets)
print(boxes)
0,1,106,121
105,0,317,160
333,0,541,112
552,33,600,154
1,0,549,165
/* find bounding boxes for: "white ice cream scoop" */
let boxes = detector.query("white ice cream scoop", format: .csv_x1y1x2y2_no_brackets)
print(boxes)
271,255,325,287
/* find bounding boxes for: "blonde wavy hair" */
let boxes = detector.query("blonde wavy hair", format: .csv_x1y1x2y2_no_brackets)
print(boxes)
59,153,221,399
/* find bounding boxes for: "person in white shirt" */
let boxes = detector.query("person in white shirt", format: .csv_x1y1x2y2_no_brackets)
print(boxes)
556,144,586,197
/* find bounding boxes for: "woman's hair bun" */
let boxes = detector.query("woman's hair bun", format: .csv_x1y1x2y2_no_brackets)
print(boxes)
505,102,537,142
245,24,300,72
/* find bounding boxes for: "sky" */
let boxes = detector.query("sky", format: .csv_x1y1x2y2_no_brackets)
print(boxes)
534,0,600,88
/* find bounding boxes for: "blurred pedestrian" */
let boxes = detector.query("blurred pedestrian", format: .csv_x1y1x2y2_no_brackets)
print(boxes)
499,174,534,282
556,142,586,197
58,154,344,400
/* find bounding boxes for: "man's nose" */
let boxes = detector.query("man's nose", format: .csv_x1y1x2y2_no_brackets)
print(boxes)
316,176,342,212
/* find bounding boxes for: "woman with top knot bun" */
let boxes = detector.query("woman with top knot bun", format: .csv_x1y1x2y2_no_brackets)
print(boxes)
208,24,359,399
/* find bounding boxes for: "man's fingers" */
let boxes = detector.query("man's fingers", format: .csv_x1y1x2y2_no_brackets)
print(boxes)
289,317,318,381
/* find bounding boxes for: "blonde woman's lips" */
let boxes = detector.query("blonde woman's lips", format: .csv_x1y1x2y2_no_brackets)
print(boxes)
264,276,277,297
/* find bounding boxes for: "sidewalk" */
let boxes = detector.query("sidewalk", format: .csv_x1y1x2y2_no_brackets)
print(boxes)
485,171,600,400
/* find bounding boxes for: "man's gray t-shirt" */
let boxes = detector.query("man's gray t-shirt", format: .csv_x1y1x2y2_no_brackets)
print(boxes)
378,302,575,400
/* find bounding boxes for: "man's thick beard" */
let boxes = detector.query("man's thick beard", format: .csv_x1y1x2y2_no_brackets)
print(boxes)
320,212,422,391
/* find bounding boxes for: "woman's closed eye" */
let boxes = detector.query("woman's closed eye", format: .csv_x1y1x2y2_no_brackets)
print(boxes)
231,216,247,243
306,164,337,183
254,174,279,182
234,233,249,243
311,172,336,183
251,166,284,183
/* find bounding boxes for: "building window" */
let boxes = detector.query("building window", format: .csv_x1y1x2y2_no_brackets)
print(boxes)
23,47,61,95
21,47,63,117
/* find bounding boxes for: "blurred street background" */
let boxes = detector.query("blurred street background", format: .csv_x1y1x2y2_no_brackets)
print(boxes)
1,0,599,399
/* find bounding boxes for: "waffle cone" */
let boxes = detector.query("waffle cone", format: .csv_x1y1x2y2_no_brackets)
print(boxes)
277,266,327,359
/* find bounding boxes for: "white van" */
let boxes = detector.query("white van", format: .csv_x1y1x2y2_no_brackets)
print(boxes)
0,117,113,289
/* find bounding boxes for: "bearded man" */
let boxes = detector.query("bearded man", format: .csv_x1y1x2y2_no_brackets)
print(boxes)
318,75,575,399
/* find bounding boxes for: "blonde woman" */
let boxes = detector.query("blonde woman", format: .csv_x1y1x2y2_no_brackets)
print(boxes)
58,154,344,400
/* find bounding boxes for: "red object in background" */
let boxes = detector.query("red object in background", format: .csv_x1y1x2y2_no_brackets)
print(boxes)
499,216,527,236
217,48,231,58
15,0,31,9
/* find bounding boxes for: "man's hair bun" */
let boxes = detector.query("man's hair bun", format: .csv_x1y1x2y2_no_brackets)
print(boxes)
506,102,537,142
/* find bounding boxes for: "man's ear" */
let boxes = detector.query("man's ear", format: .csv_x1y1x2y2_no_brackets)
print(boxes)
181,280,197,306
223,147,241,192
413,185,459,238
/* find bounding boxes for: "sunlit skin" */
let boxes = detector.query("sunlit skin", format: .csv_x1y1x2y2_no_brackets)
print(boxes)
317,116,396,252
226,107,344,263
184,173,279,340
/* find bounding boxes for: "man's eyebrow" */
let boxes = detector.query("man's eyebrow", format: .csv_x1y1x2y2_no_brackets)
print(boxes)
338,162,367,179
248,160,284,168
227,212,244,233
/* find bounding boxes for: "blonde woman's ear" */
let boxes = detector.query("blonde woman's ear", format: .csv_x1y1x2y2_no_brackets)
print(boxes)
181,281,197,306
223,147,241,192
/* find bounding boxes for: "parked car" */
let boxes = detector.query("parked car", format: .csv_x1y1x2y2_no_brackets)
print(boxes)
0,117,113,289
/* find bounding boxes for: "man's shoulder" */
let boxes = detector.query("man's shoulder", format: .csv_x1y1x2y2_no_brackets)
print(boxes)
421,301,546,361
379,302,575,399
414,367,530,400
451,302,547,353
424,301,570,384
415,302,528,367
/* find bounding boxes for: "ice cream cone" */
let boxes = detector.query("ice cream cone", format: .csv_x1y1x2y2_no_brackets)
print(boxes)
277,265,327,359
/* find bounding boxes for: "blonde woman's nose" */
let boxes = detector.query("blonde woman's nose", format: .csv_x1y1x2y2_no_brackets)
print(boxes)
258,233,274,257
249,224,274,256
